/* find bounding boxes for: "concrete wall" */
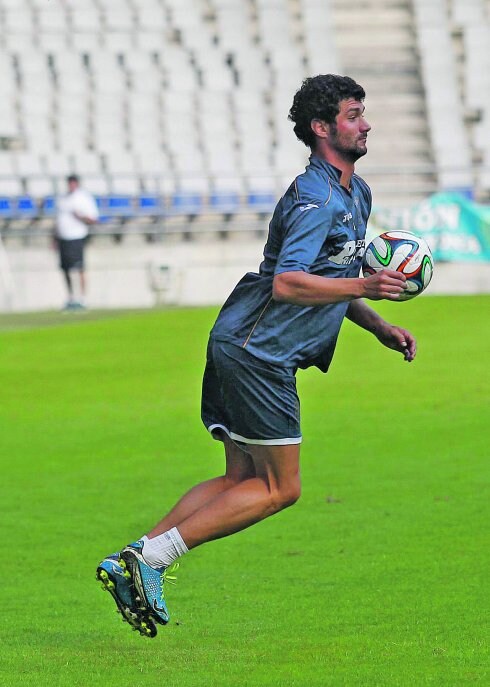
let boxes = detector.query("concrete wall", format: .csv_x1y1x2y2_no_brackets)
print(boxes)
1,236,489,313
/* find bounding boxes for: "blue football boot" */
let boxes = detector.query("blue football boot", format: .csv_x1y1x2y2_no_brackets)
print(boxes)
96,553,157,638
119,540,174,626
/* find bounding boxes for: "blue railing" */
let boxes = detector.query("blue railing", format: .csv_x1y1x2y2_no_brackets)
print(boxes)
0,191,277,231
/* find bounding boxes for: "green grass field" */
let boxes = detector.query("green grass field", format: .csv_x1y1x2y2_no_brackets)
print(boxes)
1,296,488,687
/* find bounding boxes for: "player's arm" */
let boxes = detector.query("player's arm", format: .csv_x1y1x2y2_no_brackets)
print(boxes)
346,298,417,362
73,212,97,225
73,194,99,225
272,269,407,306
273,199,406,306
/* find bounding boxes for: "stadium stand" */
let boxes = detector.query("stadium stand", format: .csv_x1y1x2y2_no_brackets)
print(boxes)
0,0,489,241
451,0,490,197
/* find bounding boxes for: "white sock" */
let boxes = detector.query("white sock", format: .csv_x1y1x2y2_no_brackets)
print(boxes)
140,527,188,569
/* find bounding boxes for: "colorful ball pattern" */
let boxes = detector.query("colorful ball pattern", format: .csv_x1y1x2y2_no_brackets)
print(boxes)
362,231,434,301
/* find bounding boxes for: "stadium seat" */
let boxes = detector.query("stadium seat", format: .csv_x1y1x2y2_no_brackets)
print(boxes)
41,196,57,217
99,0,135,32
105,194,134,218
0,195,38,220
83,176,111,195
136,193,165,217
0,197,15,219
0,179,23,197
247,190,276,214
109,176,141,195
1,0,487,233
135,1,168,32
209,191,241,214
94,195,134,226
169,192,203,216
0,152,16,175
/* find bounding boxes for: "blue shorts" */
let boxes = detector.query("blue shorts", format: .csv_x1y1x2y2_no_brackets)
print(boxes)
58,238,86,271
201,338,302,446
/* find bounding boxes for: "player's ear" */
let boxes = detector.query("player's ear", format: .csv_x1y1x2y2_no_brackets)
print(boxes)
310,119,329,139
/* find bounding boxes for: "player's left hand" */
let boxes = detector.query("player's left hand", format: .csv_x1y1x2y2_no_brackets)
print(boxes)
375,324,417,362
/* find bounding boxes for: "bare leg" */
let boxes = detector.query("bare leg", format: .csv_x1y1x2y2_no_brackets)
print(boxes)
147,436,255,538
79,269,86,300
177,442,301,549
63,269,73,300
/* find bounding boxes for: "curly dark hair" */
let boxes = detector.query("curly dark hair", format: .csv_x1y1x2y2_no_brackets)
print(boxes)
288,74,366,148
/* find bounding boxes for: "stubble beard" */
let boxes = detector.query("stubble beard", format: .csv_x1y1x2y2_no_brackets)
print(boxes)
330,127,368,163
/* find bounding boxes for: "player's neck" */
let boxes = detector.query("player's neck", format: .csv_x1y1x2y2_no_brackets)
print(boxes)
314,148,355,190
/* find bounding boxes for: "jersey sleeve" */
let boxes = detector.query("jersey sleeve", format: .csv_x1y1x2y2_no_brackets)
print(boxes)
274,201,334,275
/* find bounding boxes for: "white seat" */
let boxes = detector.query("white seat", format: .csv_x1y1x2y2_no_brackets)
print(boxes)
160,47,197,91
135,3,168,31
0,178,23,196
1,0,29,7
413,0,448,26
26,177,55,199
245,174,276,194
43,152,73,177
212,175,244,194
127,57,163,92
135,149,171,175
451,0,486,26
0,153,16,176
173,148,207,177
92,134,128,156
38,33,69,52
99,0,135,32
92,115,126,138
71,32,104,52
240,148,272,175
13,152,44,176
72,152,103,176
2,8,35,34
51,51,85,73
104,151,137,176
415,20,473,190
178,175,210,195
463,26,490,112
110,176,141,194
134,31,168,51
127,93,160,119
92,71,127,94
69,5,101,32
37,5,70,32
234,52,271,91
102,33,136,52
215,5,254,51
23,119,56,151
161,90,195,115
0,100,19,138
206,147,238,176
82,175,110,195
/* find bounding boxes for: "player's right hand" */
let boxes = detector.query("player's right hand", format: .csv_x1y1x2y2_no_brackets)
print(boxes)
362,269,407,301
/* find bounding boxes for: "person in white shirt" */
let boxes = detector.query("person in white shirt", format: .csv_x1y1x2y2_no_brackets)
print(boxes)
54,174,99,310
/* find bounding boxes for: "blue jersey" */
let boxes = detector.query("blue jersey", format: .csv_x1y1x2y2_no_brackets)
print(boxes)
210,157,372,372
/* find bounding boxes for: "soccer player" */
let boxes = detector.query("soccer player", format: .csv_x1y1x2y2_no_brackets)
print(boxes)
97,74,416,637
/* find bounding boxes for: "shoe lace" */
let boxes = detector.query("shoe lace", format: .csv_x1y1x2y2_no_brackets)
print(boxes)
161,561,179,595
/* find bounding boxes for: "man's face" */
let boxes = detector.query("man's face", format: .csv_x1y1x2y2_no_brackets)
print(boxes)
328,98,371,162
68,179,79,193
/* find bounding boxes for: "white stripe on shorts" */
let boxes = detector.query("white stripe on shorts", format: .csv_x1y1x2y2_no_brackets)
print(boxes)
207,423,302,446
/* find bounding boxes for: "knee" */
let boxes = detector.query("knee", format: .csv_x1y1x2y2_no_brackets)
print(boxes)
271,478,301,512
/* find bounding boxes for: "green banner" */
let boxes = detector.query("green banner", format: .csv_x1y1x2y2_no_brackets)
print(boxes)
370,193,490,262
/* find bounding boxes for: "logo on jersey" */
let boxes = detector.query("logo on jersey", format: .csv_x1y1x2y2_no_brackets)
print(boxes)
299,203,319,212
343,212,353,223
329,239,365,265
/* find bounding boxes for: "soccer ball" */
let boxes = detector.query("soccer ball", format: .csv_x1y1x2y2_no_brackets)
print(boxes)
362,231,434,301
